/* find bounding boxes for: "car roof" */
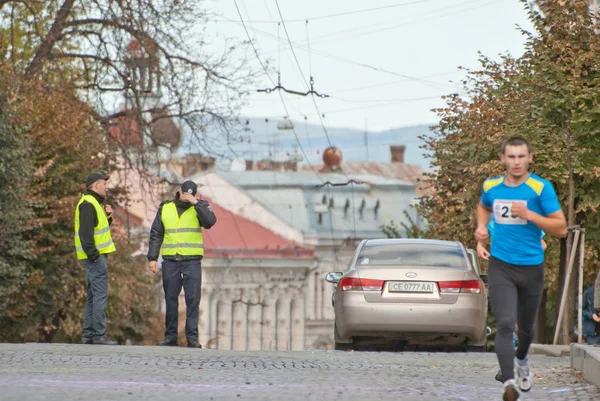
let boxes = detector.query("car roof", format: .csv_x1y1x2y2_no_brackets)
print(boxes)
362,238,463,249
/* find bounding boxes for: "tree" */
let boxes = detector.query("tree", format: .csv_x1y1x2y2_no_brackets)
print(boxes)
0,0,255,162
0,77,161,343
417,0,600,344
381,211,426,239
0,0,255,342
0,83,36,339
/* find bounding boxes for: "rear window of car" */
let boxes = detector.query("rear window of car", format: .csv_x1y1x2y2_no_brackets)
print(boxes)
355,243,468,269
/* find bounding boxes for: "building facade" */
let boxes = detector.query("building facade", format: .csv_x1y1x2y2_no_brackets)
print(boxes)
190,164,419,349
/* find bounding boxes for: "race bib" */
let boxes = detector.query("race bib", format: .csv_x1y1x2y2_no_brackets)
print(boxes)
493,200,527,225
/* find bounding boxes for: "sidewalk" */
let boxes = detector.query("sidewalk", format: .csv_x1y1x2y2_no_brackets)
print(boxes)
529,343,571,357
570,343,600,388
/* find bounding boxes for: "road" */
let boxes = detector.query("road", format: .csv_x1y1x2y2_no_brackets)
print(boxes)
0,343,598,401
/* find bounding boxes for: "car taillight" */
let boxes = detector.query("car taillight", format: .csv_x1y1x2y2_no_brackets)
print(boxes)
438,280,482,294
339,277,384,291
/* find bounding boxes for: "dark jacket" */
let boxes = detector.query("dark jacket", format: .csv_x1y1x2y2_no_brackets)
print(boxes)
147,193,217,262
581,285,597,338
78,190,112,262
595,271,600,314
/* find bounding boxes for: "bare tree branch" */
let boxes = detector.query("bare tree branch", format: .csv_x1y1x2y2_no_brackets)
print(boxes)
64,17,229,80
24,0,76,79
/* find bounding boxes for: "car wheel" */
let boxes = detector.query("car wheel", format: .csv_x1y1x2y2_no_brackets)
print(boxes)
334,324,353,351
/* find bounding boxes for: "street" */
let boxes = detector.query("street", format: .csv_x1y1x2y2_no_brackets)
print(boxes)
0,344,598,401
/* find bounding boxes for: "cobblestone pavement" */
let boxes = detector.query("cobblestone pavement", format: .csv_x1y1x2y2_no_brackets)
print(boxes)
0,344,598,401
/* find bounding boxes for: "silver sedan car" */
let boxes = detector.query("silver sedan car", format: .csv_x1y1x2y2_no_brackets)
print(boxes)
326,238,488,351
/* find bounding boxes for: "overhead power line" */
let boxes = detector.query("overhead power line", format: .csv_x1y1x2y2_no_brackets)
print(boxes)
299,0,492,47
218,0,438,23
218,15,457,92
274,0,358,238
233,0,324,182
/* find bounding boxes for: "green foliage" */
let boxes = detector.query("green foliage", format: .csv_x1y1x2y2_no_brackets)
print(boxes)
408,0,600,343
0,77,160,343
0,0,249,343
0,88,36,338
381,210,427,239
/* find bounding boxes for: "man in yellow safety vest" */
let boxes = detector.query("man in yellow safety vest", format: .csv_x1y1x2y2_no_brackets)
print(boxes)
74,172,117,345
147,180,217,348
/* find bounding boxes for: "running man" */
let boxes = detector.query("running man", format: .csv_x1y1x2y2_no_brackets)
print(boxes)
475,137,567,401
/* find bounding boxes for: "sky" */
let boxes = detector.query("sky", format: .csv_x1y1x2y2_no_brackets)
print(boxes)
204,0,535,132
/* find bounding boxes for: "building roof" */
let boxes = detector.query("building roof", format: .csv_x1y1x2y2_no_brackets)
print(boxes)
202,201,314,260
191,170,419,241
300,161,430,196
213,170,414,189
190,172,305,245
110,166,313,259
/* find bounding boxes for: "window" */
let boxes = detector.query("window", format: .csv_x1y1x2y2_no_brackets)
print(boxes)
356,243,468,269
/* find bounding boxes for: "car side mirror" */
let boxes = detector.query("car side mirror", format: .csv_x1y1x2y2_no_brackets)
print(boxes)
466,248,481,275
325,272,343,284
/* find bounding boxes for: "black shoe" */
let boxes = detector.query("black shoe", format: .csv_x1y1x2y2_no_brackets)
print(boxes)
187,338,202,348
92,336,118,345
81,337,93,344
157,338,178,346
495,370,508,383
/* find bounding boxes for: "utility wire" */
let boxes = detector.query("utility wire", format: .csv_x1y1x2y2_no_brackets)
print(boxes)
220,14,456,91
233,0,324,182
217,0,438,23
274,0,340,160
236,0,360,250
304,0,489,46
275,0,357,241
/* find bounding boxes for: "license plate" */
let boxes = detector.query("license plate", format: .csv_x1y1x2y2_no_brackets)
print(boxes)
388,281,434,293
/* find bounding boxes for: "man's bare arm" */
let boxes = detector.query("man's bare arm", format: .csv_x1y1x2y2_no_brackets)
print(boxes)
526,210,567,238
474,202,493,242
477,202,492,227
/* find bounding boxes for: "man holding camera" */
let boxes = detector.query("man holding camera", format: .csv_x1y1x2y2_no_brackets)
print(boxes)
147,181,216,348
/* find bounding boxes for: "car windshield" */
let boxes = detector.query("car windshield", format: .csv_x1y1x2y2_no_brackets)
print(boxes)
356,243,468,269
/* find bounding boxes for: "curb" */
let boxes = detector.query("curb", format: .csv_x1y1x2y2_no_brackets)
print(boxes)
570,343,600,388
529,343,570,357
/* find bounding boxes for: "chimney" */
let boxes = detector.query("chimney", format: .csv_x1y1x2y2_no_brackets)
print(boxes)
182,154,199,177
181,153,216,177
271,161,283,171
283,161,297,171
256,159,271,171
199,156,215,171
390,145,406,163
245,160,254,171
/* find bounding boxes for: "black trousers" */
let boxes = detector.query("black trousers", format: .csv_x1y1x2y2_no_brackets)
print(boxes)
488,256,544,380
161,258,202,341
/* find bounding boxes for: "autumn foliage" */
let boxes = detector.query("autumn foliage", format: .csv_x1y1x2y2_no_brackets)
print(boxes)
0,0,251,344
413,0,600,343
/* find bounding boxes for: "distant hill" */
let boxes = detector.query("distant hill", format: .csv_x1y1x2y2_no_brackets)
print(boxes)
177,117,434,171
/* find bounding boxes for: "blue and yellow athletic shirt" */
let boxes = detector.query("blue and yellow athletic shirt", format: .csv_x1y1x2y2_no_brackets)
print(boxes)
480,173,561,266
487,219,545,239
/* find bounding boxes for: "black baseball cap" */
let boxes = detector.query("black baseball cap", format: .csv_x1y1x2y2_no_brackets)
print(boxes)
181,180,197,196
86,172,109,187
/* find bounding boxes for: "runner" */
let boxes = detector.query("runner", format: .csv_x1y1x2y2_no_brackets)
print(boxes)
478,219,547,383
474,137,567,401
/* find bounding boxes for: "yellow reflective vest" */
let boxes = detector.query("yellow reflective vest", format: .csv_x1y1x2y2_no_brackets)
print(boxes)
74,194,116,260
160,202,204,256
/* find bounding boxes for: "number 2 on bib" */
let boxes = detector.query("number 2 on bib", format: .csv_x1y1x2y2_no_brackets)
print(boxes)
493,200,527,225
